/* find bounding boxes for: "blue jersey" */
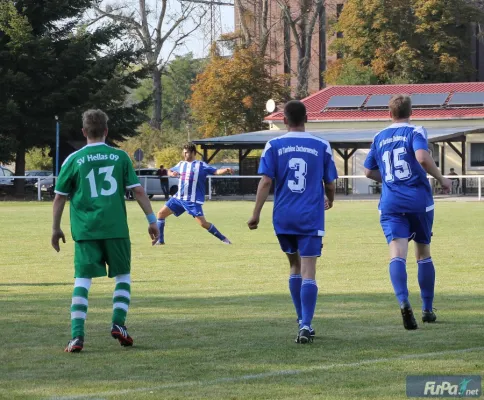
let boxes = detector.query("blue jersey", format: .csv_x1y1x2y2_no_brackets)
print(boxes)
364,122,433,214
258,132,338,236
171,160,217,204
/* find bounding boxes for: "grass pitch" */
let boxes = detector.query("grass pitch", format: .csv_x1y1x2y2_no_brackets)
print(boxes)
0,200,483,400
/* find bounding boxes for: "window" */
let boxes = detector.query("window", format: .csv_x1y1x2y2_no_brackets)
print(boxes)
470,143,484,167
336,4,344,19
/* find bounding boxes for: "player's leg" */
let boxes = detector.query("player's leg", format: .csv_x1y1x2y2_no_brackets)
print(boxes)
297,236,322,343
66,241,106,352
194,211,231,244
105,238,134,346
411,211,437,323
155,198,182,245
381,213,417,330
278,235,302,324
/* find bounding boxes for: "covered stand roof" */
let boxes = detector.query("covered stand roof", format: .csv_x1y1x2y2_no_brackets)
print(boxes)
193,127,482,150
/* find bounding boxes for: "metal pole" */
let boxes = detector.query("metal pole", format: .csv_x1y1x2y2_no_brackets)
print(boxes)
208,176,212,200
55,118,60,176
478,177,481,201
37,177,41,201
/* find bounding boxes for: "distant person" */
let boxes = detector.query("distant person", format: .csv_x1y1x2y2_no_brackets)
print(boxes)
157,164,169,200
364,94,452,330
448,168,460,194
52,109,159,353
155,143,233,245
247,100,337,344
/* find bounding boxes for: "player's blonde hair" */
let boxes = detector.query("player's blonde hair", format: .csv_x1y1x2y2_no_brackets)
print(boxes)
82,109,109,139
389,94,412,120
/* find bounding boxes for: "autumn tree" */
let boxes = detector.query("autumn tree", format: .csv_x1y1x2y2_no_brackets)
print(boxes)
328,0,481,84
189,45,288,138
92,0,205,129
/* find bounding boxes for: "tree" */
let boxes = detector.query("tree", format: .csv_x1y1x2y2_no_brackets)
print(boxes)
93,0,205,129
133,53,204,130
330,0,481,84
0,0,148,193
189,45,288,138
234,0,271,55
278,0,325,98
325,59,378,85
25,148,53,171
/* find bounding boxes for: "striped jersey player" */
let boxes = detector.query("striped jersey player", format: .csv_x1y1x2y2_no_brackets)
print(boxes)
155,142,233,245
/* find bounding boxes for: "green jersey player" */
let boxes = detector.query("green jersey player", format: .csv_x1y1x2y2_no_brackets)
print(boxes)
52,109,159,353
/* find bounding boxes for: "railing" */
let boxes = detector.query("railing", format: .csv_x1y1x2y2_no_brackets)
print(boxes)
0,176,54,201
2,174,482,201
207,175,484,201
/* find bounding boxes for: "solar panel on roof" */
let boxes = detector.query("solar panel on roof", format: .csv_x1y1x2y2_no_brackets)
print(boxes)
324,95,366,109
448,92,484,106
364,95,392,108
411,93,449,107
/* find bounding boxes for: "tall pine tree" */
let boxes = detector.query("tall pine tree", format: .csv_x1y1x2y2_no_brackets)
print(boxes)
0,0,148,193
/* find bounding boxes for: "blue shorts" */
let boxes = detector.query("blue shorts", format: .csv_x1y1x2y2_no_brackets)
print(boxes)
380,211,434,245
277,235,323,257
166,198,204,218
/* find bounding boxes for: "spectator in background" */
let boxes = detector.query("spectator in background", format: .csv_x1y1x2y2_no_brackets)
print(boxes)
157,165,169,200
449,168,460,194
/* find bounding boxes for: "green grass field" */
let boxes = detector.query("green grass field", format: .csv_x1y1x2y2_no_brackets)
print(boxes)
1,200,483,400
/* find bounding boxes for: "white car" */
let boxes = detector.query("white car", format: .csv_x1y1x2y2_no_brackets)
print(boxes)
28,170,54,189
126,168,179,199
0,166,14,186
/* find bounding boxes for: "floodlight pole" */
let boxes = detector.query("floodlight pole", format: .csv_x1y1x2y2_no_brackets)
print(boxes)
55,116,60,176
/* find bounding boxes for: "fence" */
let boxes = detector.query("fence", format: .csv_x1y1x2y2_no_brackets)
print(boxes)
207,175,484,201
0,176,53,201
2,174,483,201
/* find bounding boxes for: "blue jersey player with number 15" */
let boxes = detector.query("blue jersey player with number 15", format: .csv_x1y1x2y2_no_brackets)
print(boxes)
364,94,452,330
248,100,338,344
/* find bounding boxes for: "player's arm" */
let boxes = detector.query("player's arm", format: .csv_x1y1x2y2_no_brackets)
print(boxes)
248,175,272,230
51,194,67,252
364,142,382,182
413,127,451,193
415,150,451,193
364,168,382,183
132,186,160,245
214,168,233,175
324,181,336,210
168,169,179,178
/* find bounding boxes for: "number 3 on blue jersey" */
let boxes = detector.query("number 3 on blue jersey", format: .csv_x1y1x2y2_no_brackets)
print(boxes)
382,147,412,182
288,157,307,193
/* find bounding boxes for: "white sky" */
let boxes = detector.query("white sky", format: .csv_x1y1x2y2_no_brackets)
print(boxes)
94,0,235,60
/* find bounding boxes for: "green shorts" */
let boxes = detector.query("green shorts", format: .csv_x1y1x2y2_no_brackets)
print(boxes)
74,238,131,279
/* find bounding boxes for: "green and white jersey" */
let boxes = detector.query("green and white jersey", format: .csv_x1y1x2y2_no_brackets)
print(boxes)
55,143,140,241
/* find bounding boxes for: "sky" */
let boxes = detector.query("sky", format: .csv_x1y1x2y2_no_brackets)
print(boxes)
95,0,235,60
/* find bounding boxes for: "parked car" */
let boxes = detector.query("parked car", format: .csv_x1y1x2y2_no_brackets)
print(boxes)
125,168,178,199
27,170,54,189
0,166,14,186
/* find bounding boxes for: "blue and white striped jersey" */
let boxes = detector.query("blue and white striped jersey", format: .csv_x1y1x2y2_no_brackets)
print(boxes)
171,160,217,204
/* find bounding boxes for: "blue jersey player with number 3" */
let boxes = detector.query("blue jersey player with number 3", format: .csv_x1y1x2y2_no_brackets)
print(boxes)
248,100,338,344
364,94,452,330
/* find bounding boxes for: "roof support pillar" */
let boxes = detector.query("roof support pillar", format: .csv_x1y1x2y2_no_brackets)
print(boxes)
440,143,445,175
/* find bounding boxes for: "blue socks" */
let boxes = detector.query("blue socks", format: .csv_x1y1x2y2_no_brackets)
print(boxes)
418,257,435,311
208,224,226,241
156,219,165,243
289,274,302,322
301,279,318,328
389,257,408,304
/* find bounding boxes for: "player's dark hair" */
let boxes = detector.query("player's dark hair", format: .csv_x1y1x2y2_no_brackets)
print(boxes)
389,94,412,119
183,142,197,154
284,100,307,126
82,109,108,139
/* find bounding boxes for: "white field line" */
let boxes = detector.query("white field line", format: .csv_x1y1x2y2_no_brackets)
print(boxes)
48,346,484,400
